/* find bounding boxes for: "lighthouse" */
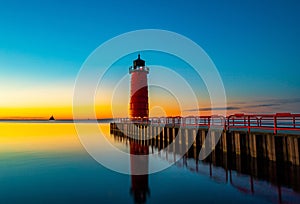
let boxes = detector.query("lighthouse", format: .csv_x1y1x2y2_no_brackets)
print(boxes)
129,54,149,119
128,54,150,203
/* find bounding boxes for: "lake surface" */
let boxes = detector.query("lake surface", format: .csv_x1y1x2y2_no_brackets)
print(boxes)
0,122,299,203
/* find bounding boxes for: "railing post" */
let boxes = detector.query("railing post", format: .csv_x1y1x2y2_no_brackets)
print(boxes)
227,117,230,131
274,115,277,135
248,115,250,133
259,118,262,126
223,116,226,131
293,115,296,129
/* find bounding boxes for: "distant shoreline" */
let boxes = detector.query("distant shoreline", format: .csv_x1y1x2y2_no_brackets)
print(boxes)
0,118,114,123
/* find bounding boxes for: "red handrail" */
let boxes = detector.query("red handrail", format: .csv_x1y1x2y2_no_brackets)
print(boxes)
118,113,300,134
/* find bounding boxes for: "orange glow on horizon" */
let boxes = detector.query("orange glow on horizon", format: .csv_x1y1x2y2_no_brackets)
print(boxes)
1,95,279,119
0,123,112,153
0,123,83,152
0,104,231,120
0,106,73,120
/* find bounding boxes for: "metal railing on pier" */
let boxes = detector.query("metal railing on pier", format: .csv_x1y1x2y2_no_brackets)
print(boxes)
114,113,300,134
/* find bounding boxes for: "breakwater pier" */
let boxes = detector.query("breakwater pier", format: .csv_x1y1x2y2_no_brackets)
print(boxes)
110,113,300,166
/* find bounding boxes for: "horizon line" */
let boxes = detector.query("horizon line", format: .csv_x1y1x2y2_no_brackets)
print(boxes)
1,112,299,121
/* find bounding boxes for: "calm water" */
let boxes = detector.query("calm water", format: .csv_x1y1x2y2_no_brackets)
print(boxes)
0,122,299,203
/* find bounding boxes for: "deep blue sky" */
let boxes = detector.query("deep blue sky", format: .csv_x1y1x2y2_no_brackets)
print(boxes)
1,0,300,117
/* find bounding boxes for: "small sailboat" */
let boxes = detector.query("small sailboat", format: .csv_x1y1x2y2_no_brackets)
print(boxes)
49,115,55,121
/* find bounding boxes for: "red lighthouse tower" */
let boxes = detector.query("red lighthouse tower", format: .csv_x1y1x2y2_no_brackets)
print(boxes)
129,54,149,119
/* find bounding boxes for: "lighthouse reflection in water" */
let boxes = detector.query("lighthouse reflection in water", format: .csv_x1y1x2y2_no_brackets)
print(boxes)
129,136,150,203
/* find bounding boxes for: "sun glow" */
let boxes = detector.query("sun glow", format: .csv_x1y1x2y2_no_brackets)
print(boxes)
0,123,82,152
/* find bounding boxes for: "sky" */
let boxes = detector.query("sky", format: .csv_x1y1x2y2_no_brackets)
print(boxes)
0,0,300,119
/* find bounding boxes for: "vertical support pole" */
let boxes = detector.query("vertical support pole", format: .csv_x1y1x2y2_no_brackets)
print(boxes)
287,137,295,165
249,133,257,158
207,130,215,165
282,137,287,162
235,132,241,155
201,130,206,150
185,128,189,153
211,130,216,151
166,127,170,144
222,131,227,152
179,128,182,155
193,129,197,147
294,138,299,165
246,133,250,155
262,135,267,158
266,134,276,161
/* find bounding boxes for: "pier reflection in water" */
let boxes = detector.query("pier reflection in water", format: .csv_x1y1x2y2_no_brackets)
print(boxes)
110,123,300,204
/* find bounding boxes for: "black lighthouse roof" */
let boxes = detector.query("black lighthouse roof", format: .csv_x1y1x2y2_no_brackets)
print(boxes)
129,54,149,74
133,54,145,68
